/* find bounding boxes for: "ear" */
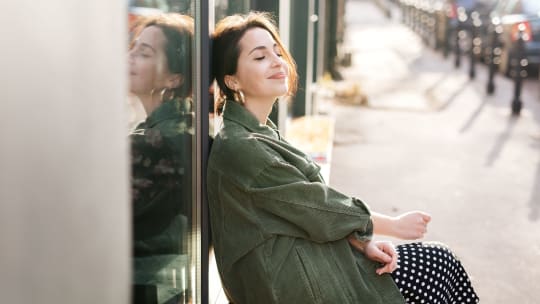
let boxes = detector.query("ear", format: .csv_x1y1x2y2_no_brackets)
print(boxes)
168,74,184,89
224,75,239,91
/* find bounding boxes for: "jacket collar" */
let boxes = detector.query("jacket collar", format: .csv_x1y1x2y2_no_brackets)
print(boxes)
145,97,191,128
222,100,280,139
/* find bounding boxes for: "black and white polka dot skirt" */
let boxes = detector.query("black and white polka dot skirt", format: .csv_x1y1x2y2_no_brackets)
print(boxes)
391,242,480,304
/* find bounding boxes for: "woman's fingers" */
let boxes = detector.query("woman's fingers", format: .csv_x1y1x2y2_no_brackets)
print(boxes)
423,213,432,223
355,239,400,275
394,211,432,240
364,241,398,275
375,242,398,275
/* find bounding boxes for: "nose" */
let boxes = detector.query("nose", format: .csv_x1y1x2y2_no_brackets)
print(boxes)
270,53,284,67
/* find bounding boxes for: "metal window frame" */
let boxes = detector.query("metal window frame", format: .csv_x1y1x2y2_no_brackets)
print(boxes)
193,0,212,303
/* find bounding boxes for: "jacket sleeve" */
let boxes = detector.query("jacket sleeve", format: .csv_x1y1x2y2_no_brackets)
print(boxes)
248,160,373,243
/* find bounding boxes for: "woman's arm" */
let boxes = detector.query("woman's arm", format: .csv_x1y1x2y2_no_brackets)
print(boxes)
248,163,374,244
371,211,431,240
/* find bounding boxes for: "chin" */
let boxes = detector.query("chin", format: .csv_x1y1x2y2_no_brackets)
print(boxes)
272,86,288,97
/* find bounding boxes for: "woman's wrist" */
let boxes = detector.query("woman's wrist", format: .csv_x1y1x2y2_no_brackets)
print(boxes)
372,212,398,237
356,239,369,253
347,233,370,253
388,215,399,238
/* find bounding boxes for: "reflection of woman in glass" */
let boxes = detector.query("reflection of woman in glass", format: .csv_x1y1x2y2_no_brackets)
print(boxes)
208,12,479,304
128,13,193,303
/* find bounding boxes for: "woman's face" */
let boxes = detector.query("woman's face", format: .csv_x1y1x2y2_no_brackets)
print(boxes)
230,27,289,102
128,26,172,96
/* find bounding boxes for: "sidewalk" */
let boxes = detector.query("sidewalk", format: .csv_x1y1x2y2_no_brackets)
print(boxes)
329,0,540,303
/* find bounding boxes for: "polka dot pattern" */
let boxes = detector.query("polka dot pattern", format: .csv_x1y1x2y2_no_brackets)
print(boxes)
391,242,479,304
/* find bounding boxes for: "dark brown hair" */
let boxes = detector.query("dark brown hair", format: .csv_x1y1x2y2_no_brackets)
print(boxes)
132,13,194,98
212,12,298,114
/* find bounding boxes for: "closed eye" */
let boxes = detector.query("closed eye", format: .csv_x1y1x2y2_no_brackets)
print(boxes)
134,49,152,58
254,56,265,61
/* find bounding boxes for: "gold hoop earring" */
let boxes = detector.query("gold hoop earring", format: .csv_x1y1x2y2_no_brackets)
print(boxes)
233,89,245,104
160,87,176,103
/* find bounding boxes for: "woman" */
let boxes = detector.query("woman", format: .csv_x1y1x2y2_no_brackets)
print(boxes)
128,13,194,303
207,12,479,304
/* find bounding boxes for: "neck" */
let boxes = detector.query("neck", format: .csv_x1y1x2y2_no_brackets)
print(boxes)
243,97,276,124
137,92,163,116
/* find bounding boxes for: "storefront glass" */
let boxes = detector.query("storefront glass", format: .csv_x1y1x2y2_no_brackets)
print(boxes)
127,1,198,303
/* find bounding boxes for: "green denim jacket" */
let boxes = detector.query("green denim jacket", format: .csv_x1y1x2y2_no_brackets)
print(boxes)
207,101,404,304
131,98,193,256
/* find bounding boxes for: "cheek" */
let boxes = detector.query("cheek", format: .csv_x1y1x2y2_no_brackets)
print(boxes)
154,58,166,77
137,61,159,86
238,63,265,90
240,75,263,95
139,60,157,77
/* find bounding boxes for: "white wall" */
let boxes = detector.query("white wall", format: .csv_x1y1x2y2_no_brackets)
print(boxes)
0,1,130,303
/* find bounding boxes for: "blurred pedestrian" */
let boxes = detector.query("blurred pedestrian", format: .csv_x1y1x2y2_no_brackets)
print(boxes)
128,13,194,303
207,12,479,304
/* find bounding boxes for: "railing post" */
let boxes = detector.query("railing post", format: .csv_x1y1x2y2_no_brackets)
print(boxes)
468,11,481,79
454,23,461,67
486,23,502,94
511,24,528,116
443,14,451,57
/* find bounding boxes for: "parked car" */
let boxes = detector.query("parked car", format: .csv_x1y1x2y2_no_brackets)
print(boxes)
432,0,493,54
486,0,540,75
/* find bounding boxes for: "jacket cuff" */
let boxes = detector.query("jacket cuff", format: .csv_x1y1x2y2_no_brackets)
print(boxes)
353,217,373,242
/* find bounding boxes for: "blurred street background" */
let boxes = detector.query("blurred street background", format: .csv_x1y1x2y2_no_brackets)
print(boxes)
325,0,540,303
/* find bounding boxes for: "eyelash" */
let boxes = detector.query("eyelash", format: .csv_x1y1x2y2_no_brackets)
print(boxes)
254,53,283,61
132,49,151,58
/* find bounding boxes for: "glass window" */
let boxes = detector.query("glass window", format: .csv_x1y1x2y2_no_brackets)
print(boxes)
522,0,540,15
493,0,510,15
214,0,250,22
127,1,197,303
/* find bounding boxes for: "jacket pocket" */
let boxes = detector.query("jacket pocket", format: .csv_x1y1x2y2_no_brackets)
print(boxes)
294,246,323,304
354,253,403,303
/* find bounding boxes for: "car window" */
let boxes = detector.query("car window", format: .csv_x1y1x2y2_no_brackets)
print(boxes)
498,0,521,14
503,0,519,14
493,0,510,15
522,0,540,14
456,0,477,10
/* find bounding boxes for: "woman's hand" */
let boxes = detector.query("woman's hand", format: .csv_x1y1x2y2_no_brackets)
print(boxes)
348,236,398,275
372,211,432,240
393,211,431,240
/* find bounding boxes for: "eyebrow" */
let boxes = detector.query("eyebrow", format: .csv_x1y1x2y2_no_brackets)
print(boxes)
248,43,278,55
134,40,157,53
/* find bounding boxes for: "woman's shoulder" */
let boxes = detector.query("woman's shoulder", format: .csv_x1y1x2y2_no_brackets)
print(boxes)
208,124,279,178
130,115,193,155
214,124,272,157
153,113,194,136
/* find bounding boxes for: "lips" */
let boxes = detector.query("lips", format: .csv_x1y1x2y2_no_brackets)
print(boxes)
268,72,287,79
